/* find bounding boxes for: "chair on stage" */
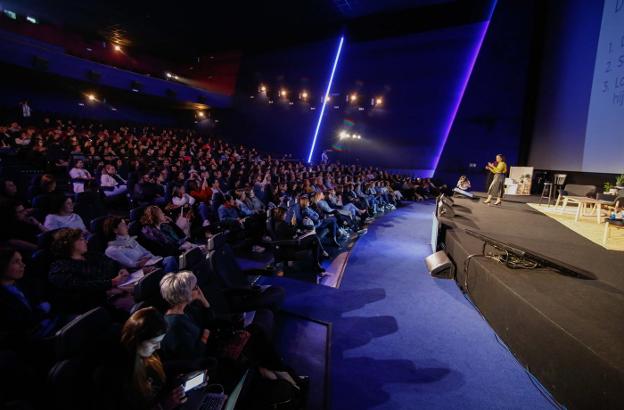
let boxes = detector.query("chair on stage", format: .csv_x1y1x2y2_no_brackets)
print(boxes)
539,174,566,207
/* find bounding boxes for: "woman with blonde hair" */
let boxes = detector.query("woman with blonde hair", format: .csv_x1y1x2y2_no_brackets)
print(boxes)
140,206,193,256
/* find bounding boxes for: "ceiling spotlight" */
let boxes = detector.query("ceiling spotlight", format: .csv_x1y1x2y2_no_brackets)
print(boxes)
197,111,205,118
87,94,96,102
300,91,309,100
375,97,383,106
325,96,331,102
113,44,122,52
259,84,267,93
173,75,179,80
165,72,172,78
279,89,288,98
349,93,358,103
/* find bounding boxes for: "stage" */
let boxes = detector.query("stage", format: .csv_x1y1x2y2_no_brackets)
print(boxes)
439,196,624,409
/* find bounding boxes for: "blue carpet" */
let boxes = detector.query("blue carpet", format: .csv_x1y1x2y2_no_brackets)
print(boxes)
264,202,556,409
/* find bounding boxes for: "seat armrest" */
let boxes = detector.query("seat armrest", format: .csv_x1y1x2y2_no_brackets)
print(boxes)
269,238,301,247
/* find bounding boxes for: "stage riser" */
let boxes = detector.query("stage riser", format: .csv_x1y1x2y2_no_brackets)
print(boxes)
445,230,624,410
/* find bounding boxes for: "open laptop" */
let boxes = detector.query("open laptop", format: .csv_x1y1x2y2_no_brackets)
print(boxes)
183,370,250,410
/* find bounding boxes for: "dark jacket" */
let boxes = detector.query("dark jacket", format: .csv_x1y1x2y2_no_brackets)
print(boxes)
140,223,186,256
161,313,207,361
48,253,119,315
0,283,49,350
275,220,298,241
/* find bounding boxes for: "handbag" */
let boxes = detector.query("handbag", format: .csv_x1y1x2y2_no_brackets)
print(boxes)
175,206,191,237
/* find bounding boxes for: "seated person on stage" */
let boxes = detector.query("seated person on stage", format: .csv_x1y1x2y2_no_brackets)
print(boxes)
159,271,304,391
95,307,187,410
48,228,129,316
0,248,58,351
43,196,88,232
272,207,326,273
103,216,178,273
140,206,194,257
100,164,128,197
456,175,471,191
0,199,47,252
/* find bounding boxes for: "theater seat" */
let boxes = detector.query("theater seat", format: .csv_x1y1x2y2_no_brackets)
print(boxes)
207,233,284,313
207,233,272,288
47,307,120,410
133,268,168,312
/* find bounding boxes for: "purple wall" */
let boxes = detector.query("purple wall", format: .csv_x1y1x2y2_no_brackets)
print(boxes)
222,23,490,173
434,0,538,189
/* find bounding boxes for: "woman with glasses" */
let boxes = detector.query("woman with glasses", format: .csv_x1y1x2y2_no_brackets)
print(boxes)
48,228,129,316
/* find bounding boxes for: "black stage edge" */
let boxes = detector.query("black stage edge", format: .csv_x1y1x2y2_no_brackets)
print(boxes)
438,197,624,410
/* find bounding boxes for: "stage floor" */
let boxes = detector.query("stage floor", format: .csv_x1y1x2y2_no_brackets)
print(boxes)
449,196,624,287
442,197,624,409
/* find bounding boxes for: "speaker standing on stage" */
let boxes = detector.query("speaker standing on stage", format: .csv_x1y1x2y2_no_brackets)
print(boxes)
484,154,507,205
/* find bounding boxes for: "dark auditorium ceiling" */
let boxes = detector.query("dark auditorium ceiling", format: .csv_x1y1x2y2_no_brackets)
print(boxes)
6,0,491,61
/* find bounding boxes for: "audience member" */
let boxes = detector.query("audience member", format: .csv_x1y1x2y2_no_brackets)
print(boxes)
43,196,87,232
48,228,129,315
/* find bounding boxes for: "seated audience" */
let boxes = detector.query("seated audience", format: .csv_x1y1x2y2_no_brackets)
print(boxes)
100,164,128,197
43,195,87,232
68,159,94,193
0,200,47,251
159,271,304,391
140,205,194,256
0,248,57,350
272,207,326,273
31,174,61,216
134,172,166,205
97,307,187,410
103,216,178,273
48,228,129,315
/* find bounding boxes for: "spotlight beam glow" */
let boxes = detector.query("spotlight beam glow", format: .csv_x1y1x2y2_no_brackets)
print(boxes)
308,36,344,163
431,1,497,177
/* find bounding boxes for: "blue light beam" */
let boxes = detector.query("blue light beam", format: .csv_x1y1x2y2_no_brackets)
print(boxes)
307,35,344,163
431,1,497,176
